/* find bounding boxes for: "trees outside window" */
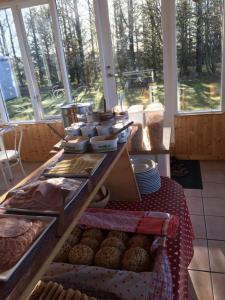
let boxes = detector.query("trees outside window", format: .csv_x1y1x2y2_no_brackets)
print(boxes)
108,0,165,108
0,8,34,121
0,0,225,122
56,0,104,111
177,0,223,112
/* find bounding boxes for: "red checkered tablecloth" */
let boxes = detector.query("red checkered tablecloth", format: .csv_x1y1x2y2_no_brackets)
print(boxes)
107,177,194,300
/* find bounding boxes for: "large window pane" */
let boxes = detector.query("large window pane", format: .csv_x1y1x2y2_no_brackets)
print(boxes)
0,8,34,121
56,0,104,110
108,0,165,108
22,4,65,116
177,0,223,112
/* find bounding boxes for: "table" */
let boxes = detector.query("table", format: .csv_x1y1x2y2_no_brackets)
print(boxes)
129,126,171,177
0,143,141,300
107,177,194,300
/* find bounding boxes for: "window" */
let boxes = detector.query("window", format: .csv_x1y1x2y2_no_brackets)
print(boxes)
0,8,34,121
56,0,104,111
108,0,165,108
176,0,223,112
22,3,66,117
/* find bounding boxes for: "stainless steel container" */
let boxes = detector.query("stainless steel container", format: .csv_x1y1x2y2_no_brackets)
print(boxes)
61,104,78,127
61,102,93,127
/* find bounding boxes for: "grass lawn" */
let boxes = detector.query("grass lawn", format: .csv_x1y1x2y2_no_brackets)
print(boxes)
4,78,221,121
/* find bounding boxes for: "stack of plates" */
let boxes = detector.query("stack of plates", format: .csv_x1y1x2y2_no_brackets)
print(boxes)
131,157,161,195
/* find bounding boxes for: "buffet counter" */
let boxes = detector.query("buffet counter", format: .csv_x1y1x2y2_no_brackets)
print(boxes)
0,144,194,300
0,144,141,299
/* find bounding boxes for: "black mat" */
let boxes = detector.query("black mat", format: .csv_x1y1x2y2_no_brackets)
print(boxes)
170,157,203,189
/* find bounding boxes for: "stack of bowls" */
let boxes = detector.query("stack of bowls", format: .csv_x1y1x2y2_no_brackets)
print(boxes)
131,156,161,194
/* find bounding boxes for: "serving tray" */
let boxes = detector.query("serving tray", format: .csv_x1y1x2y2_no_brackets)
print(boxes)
44,153,106,178
0,213,56,282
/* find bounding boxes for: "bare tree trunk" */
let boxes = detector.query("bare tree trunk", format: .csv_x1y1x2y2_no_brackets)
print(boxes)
73,0,86,84
128,0,135,68
4,10,23,86
87,0,97,80
29,9,44,84
0,20,8,56
196,1,203,74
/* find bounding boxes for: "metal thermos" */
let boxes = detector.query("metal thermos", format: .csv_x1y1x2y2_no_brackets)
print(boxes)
61,104,78,127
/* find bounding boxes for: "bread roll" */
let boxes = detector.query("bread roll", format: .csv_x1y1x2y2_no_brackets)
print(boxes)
107,230,129,244
95,247,121,269
68,244,94,265
101,237,126,252
80,237,99,252
82,228,104,242
122,247,150,272
128,234,152,251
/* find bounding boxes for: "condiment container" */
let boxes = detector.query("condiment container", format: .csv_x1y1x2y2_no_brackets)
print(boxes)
96,125,112,136
62,136,89,153
81,125,96,138
144,103,164,150
128,105,144,125
90,136,118,152
65,126,81,137
112,122,130,143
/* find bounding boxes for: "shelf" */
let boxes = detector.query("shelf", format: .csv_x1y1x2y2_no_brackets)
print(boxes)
0,144,141,300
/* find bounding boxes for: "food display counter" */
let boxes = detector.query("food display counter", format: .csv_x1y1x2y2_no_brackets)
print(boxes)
0,144,141,300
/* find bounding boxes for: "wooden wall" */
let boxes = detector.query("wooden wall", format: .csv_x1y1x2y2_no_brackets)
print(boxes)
173,113,225,160
3,113,225,162
3,121,64,162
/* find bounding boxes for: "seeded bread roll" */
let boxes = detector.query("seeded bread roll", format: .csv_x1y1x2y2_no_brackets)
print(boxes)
67,235,79,247
127,234,152,252
72,226,82,238
80,237,99,252
107,230,129,244
122,247,151,272
101,237,126,252
82,228,104,242
54,242,71,262
68,244,94,265
95,247,122,269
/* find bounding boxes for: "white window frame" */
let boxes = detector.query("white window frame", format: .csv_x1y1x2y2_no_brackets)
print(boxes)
0,0,72,123
93,0,118,109
0,0,225,123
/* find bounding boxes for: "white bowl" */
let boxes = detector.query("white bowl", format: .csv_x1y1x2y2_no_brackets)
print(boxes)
81,125,96,138
90,135,118,152
96,125,112,136
112,122,130,143
62,136,89,153
65,126,81,136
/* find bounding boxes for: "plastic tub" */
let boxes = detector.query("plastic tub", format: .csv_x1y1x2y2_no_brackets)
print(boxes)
144,103,164,150
128,105,144,125
62,136,89,153
90,136,118,152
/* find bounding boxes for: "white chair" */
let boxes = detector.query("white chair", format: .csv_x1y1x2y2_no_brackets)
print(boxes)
0,125,26,185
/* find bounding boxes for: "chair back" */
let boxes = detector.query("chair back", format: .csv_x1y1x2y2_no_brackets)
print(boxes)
14,125,23,153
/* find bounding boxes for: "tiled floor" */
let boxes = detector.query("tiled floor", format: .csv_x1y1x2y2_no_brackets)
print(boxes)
1,160,225,299
187,161,225,300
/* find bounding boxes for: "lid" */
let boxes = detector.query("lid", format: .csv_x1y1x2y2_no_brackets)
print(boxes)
145,102,164,112
128,105,144,113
